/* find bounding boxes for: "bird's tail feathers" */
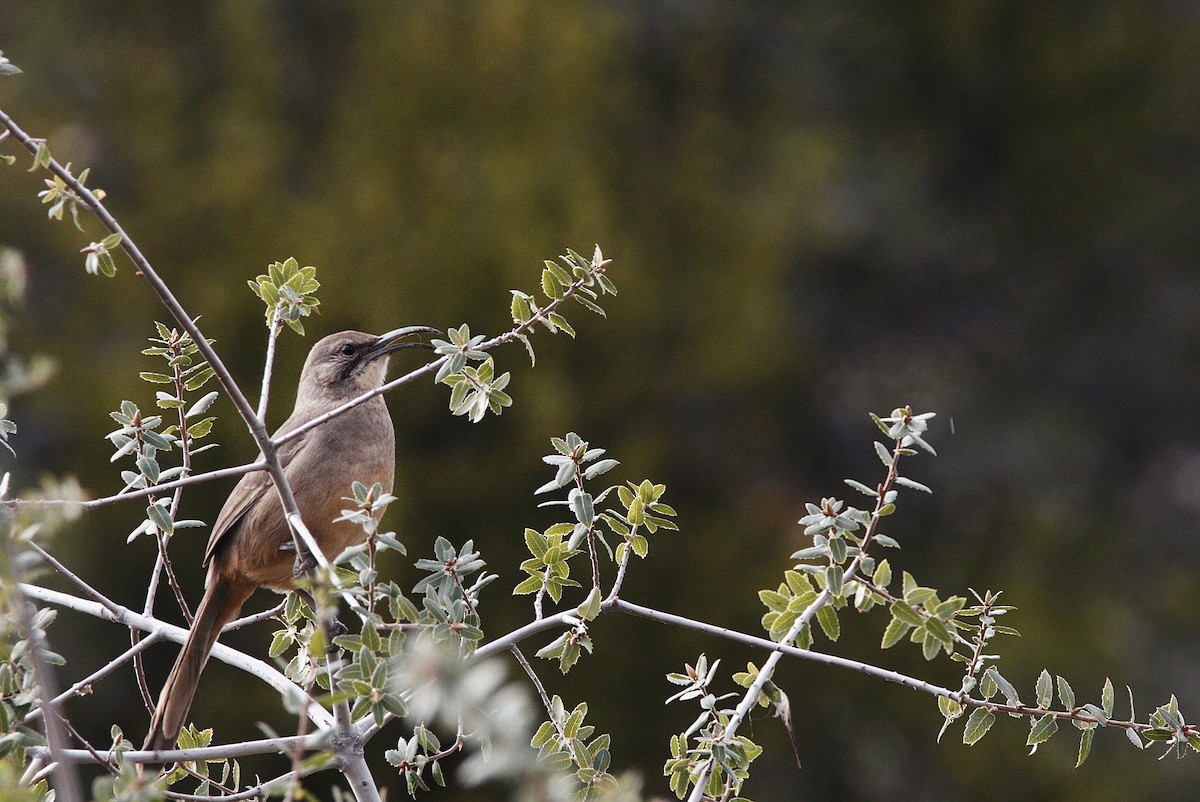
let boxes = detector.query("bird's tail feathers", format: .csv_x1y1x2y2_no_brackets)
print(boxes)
142,577,253,756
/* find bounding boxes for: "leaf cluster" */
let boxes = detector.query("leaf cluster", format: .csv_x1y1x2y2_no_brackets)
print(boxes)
247,257,321,334
530,696,617,800
663,655,760,801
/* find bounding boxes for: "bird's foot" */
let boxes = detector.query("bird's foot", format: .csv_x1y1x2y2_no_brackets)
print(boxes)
291,551,317,578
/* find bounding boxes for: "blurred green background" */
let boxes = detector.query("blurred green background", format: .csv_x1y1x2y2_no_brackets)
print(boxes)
2,2,1200,800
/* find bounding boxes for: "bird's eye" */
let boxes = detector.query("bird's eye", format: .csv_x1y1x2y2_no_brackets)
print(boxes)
338,343,356,357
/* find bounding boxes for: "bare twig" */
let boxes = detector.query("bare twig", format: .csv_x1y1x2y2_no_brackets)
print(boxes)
510,645,558,727
2,460,267,512
30,541,122,617
21,631,164,726
224,601,287,632
257,310,283,422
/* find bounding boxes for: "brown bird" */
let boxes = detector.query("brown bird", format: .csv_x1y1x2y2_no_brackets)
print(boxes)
143,326,436,755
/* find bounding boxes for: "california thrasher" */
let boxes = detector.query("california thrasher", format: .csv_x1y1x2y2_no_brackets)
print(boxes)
142,325,436,755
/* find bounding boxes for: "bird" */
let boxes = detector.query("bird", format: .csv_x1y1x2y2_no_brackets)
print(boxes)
142,325,437,756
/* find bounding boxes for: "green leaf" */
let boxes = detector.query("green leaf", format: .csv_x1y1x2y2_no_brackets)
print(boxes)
894,476,932,494
880,617,911,650
186,390,219,419
542,268,564,300
186,417,216,439
923,616,952,646
844,478,878,497
872,559,892,588
1027,714,1058,747
825,564,844,597
1036,669,1053,709
576,587,601,621
1056,676,1075,711
1102,678,1114,717
511,291,533,323
184,366,216,391
759,589,789,613
963,707,995,745
983,667,1022,709
1075,728,1094,767
890,600,924,627
815,605,840,641
138,372,173,384
146,501,173,535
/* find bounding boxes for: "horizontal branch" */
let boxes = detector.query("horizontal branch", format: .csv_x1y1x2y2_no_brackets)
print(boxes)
33,733,324,766
477,594,1174,742
18,584,333,730
611,599,1172,736
612,598,954,697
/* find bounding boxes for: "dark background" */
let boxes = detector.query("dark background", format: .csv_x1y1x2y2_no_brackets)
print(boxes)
2,2,1199,800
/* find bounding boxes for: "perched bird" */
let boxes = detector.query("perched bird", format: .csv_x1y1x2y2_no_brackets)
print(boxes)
143,325,436,755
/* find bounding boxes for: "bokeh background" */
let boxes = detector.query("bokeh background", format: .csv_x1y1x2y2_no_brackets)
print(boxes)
2,2,1200,800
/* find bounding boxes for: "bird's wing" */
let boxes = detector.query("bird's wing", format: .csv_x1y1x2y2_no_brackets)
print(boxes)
202,426,311,567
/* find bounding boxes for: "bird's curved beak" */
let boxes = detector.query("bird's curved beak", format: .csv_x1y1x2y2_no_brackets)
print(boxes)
366,325,440,361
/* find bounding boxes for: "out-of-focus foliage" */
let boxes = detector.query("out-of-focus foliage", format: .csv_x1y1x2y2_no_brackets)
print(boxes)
2,3,1200,800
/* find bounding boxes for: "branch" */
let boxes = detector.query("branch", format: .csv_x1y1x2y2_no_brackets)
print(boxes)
257,310,283,421
30,541,122,618
18,584,333,730
34,733,324,766
7,544,85,802
2,460,268,511
0,105,329,575
340,753,383,802
20,631,164,726
274,252,611,449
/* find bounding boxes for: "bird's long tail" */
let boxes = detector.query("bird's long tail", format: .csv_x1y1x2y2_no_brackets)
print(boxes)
143,576,254,755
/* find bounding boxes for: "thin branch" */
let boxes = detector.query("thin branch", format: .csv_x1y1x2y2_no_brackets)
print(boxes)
604,541,635,604
1,460,266,511
275,359,443,447
0,105,323,575
30,541,122,617
19,754,48,787
510,645,557,726
257,310,283,421
37,733,324,766
21,631,164,726
224,601,287,632
473,611,576,661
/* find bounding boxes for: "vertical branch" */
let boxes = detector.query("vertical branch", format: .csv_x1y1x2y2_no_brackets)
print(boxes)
257,309,283,422
4,528,84,802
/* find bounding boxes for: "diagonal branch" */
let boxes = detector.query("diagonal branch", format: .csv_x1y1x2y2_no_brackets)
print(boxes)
0,105,321,571
18,583,334,730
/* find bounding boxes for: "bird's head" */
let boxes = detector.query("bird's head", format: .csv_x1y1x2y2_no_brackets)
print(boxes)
299,326,439,400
